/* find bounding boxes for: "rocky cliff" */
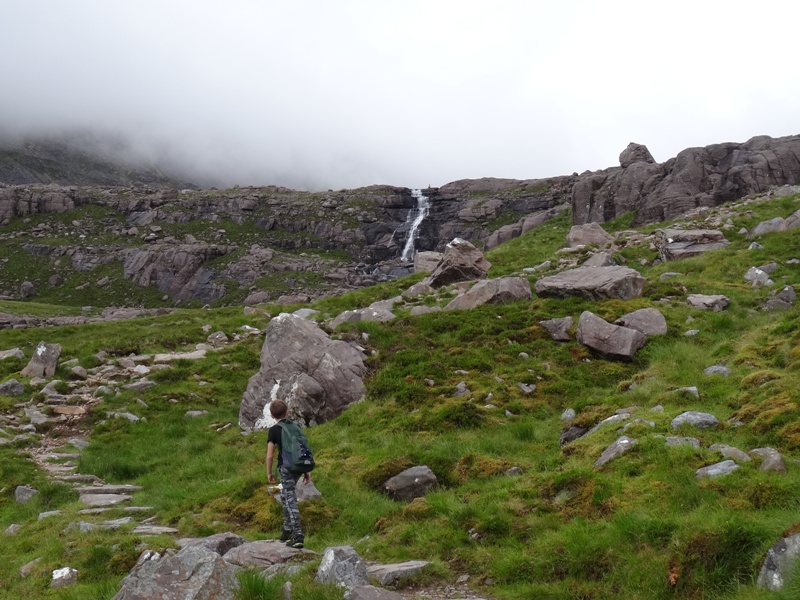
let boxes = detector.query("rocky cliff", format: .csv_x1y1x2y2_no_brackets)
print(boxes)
0,133,797,305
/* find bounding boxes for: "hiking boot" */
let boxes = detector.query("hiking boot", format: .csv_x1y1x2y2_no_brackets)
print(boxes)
279,529,292,542
286,534,304,549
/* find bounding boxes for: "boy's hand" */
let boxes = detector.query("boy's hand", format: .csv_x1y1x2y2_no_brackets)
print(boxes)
303,473,311,484
268,473,276,484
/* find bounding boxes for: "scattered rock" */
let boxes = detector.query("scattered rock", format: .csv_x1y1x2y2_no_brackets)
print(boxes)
594,436,637,468
0,347,24,360
4,523,22,535
704,365,731,377
757,533,800,590
51,567,78,589
178,532,245,556
709,444,751,462
367,560,430,586
614,307,667,336
576,311,647,360
345,586,404,600
582,251,617,267
655,229,730,261
0,378,25,395
665,436,700,448
221,540,306,568
19,557,42,577
687,294,730,311
696,460,739,478
383,466,438,502
315,546,370,589
15,485,38,503
330,307,396,329
539,316,573,341
671,411,719,430
750,447,787,474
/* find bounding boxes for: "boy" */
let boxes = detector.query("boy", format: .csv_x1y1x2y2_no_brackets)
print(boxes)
266,400,310,548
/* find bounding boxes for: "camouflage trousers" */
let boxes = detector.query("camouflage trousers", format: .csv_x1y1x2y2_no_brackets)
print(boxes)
279,466,302,536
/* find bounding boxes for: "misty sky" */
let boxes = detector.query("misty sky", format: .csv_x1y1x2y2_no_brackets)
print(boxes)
1,0,799,191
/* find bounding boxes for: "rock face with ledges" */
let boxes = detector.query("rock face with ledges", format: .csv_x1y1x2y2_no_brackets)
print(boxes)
655,229,731,261
534,266,645,301
573,134,800,226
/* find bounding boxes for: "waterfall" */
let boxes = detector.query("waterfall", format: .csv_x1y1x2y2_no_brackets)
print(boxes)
400,189,430,262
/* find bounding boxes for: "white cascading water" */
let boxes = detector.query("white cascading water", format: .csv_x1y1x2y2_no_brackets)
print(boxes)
400,189,430,262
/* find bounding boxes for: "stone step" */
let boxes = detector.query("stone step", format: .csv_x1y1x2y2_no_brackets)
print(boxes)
44,452,82,461
74,484,143,495
79,493,132,507
132,525,179,535
53,474,102,484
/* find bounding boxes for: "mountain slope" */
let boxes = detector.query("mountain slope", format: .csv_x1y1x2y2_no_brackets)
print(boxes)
0,188,799,599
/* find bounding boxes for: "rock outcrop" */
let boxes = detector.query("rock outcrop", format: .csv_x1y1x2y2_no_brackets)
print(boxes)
444,277,531,310
573,134,800,226
576,311,647,360
240,313,367,431
423,238,491,288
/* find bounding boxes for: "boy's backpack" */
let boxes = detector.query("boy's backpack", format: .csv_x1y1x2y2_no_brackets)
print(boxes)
278,420,315,475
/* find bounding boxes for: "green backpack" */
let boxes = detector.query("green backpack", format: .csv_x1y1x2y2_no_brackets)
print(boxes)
278,420,316,475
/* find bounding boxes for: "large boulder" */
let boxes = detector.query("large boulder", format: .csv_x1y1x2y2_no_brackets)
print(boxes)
444,277,532,310
240,313,367,431
757,533,800,590
619,142,655,168
20,342,62,378
423,238,491,288
654,229,731,261
112,545,239,600
576,312,646,360
614,308,667,336
535,266,645,301
413,251,443,273
566,223,614,249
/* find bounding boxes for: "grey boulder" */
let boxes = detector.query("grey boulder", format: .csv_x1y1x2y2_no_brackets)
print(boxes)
671,411,719,430
535,266,645,301
222,540,309,568
20,341,62,378
423,238,491,288
576,311,647,360
594,436,637,468
655,229,730,261
316,546,370,589
696,460,739,479
330,307,396,330
757,533,800,590
367,560,430,586
112,545,239,600
445,277,531,310
614,307,667,336
687,294,730,311
240,313,367,430
566,223,614,249
540,316,573,341
383,466,438,502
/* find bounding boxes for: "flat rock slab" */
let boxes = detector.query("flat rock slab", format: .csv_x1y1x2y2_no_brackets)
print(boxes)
671,411,719,430
79,493,132,507
655,229,730,261
696,460,739,478
594,436,637,468
131,525,180,535
222,540,310,567
687,294,730,311
178,532,245,556
345,586,404,600
52,406,87,416
367,560,430,585
444,277,532,310
535,266,645,301
614,307,667,336
75,484,143,495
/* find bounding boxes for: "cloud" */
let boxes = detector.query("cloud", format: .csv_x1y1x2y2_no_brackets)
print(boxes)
1,0,799,190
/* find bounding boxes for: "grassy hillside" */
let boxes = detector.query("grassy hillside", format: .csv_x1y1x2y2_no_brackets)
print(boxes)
1,192,800,599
